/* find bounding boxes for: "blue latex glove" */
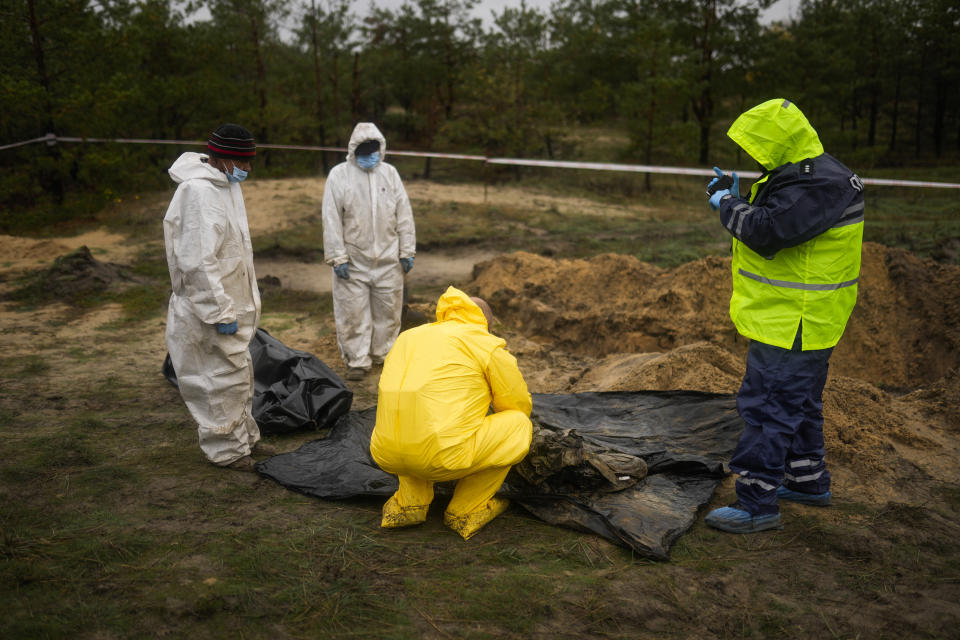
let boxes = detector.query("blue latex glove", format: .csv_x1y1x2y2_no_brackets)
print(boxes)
333,263,350,279
707,166,740,197
216,320,238,335
707,166,740,210
709,188,731,210
400,257,414,273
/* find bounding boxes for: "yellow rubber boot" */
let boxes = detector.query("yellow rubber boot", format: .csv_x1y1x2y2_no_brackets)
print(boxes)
444,497,511,540
380,476,433,529
380,494,429,529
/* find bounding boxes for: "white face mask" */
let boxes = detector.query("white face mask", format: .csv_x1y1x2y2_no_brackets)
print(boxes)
226,165,248,183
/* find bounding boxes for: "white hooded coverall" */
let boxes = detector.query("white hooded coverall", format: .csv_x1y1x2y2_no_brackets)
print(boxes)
163,152,262,465
322,123,416,370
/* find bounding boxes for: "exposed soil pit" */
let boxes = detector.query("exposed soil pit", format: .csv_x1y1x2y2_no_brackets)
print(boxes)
460,243,960,505
467,242,960,388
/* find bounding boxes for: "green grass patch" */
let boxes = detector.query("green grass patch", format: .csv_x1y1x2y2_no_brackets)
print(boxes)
0,354,51,379
112,283,170,324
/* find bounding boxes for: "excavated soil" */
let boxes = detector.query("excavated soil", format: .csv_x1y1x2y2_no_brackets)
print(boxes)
467,243,960,389
461,243,960,505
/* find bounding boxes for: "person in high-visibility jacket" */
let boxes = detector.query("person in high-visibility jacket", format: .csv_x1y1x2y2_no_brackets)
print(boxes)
370,286,533,540
703,99,865,533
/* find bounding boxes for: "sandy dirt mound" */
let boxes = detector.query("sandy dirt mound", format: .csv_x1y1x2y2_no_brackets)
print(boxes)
467,242,960,388
837,245,960,387
571,342,744,394
406,181,652,218
0,230,136,273
241,178,323,234
466,243,960,507
3,246,142,303
823,373,960,503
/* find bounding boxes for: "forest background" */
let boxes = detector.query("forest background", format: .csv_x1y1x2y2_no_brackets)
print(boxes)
1,0,959,232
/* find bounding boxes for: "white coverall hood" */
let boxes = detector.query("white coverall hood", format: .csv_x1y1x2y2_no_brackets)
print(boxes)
168,151,230,186
163,151,262,465
322,124,416,370
346,122,387,169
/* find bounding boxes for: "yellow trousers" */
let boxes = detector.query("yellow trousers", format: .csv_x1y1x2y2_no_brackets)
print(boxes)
380,409,531,538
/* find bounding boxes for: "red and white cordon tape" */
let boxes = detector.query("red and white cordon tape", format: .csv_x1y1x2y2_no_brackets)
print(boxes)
2,134,958,189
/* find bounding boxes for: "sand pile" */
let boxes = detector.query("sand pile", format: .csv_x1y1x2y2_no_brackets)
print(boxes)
468,242,960,389
466,243,960,504
4,245,141,304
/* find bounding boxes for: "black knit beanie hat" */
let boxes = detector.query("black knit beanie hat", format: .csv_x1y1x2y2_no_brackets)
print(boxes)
207,123,256,159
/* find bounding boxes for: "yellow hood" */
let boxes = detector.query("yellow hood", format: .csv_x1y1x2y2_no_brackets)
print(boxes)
727,99,824,170
435,286,488,331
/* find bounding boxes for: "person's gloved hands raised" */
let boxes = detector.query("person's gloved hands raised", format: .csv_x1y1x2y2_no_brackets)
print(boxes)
400,257,414,274
706,166,740,210
333,263,350,279
216,320,239,335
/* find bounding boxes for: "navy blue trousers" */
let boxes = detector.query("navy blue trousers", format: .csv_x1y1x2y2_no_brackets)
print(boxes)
729,333,833,515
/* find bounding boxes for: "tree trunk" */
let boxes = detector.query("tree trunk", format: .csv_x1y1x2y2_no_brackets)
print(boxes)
889,71,901,152
915,50,926,157
644,52,659,193
26,0,64,203
309,1,329,174
933,75,946,158
691,0,715,166
352,52,360,124
330,52,341,146
246,11,269,166
868,83,879,148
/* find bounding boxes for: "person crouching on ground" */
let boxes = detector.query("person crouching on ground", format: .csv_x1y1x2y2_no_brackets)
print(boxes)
163,123,275,472
370,287,533,539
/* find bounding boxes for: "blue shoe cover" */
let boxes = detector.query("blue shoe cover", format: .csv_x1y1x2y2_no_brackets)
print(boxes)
777,485,831,506
705,505,782,533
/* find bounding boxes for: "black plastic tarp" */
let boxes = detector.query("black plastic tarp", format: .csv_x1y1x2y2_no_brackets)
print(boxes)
256,391,744,559
163,329,353,434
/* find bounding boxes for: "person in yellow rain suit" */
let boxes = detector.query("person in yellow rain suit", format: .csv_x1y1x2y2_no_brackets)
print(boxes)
370,286,533,540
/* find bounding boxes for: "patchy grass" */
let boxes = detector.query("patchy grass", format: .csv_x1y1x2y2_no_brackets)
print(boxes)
2,173,960,638
863,188,960,263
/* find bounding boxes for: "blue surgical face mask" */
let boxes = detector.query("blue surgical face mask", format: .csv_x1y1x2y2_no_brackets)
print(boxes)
356,151,380,170
226,165,248,183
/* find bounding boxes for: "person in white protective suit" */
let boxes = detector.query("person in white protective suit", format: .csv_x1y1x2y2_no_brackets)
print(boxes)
163,123,274,472
322,123,416,381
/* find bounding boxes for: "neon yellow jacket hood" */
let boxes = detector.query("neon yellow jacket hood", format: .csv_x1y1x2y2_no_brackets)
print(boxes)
435,286,489,329
727,99,824,170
